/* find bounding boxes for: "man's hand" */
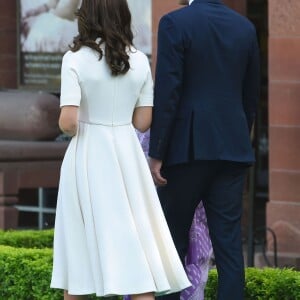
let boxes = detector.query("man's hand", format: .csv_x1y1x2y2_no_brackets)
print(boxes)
149,158,167,186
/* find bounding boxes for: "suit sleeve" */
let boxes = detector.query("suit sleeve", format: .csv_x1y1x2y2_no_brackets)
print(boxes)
149,14,185,160
242,28,260,132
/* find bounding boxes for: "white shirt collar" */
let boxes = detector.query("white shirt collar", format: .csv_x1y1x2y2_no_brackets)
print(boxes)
189,0,194,4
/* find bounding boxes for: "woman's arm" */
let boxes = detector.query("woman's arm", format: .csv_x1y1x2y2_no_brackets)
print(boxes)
59,105,78,137
132,107,152,133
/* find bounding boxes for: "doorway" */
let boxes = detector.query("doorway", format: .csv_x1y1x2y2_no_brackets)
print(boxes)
247,0,269,260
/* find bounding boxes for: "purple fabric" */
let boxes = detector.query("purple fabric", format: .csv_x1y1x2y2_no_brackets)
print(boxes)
124,130,213,300
181,201,212,300
136,129,150,156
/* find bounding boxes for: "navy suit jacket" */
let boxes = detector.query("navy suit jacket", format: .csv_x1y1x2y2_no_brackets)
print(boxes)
149,0,260,166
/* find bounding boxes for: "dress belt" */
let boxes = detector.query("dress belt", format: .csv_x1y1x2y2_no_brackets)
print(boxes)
79,120,132,127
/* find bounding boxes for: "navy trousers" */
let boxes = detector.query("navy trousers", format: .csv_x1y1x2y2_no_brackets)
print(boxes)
156,160,247,300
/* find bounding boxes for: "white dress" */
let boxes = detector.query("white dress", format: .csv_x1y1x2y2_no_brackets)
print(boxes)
50,46,191,297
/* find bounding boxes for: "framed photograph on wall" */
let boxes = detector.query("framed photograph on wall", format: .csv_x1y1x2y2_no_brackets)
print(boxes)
18,0,152,92
128,0,152,56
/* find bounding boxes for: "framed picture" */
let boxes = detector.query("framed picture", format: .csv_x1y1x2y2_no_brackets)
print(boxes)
18,0,152,92
128,0,152,55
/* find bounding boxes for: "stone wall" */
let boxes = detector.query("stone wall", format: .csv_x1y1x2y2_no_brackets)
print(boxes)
0,1,17,88
267,0,300,268
152,0,180,74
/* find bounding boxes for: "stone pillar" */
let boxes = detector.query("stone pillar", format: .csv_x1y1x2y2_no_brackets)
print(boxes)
0,171,19,229
267,0,300,268
0,1,18,88
152,0,180,73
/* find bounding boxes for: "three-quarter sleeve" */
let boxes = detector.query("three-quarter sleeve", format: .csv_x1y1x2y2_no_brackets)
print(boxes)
135,63,154,107
60,52,81,107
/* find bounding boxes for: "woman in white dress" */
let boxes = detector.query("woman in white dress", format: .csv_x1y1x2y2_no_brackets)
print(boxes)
50,1,191,300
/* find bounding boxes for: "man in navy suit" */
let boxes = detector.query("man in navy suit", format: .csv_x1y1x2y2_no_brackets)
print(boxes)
149,0,260,299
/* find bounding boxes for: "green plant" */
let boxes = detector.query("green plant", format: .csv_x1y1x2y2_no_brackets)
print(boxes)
204,268,218,299
0,245,61,300
0,230,54,249
245,268,300,300
0,230,299,299
204,267,300,300
0,245,117,300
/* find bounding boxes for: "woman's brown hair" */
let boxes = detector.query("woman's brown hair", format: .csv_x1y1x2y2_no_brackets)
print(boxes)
71,0,134,76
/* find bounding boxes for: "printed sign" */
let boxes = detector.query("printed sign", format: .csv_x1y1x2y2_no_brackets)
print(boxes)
19,0,152,91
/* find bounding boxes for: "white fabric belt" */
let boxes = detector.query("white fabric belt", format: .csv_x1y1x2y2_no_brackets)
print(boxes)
79,120,131,127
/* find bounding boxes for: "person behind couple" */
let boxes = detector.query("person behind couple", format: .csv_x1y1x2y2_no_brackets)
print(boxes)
149,0,260,300
50,0,191,300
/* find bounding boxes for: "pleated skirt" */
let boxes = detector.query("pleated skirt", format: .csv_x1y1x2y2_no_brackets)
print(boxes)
50,122,191,296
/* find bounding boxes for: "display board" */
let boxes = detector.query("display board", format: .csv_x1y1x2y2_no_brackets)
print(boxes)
18,0,152,91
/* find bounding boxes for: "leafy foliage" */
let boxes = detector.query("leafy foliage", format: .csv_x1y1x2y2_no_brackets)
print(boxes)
205,268,300,300
0,245,61,300
0,229,54,249
0,230,299,299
